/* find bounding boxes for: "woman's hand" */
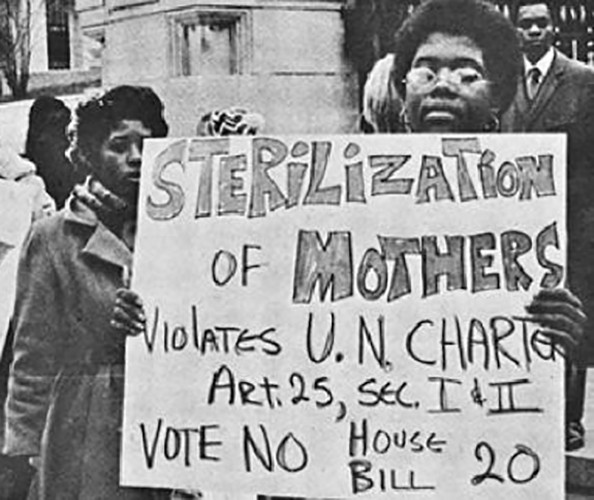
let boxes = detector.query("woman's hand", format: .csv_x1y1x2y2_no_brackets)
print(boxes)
110,288,146,336
525,288,587,353
73,177,128,213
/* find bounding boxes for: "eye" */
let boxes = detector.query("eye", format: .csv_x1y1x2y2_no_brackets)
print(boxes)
456,68,484,85
406,67,436,86
108,138,129,154
518,18,549,30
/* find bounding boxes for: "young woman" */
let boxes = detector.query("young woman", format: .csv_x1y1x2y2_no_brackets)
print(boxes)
381,0,583,356
389,0,587,452
4,85,170,500
392,0,520,133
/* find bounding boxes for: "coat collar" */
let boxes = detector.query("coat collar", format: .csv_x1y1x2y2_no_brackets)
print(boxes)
523,47,555,80
64,196,133,271
508,49,568,130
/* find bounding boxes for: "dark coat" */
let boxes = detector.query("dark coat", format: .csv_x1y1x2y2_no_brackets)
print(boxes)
3,198,168,500
502,50,594,365
501,50,594,133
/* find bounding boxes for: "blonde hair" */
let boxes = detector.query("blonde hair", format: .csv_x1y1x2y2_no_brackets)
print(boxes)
362,54,402,133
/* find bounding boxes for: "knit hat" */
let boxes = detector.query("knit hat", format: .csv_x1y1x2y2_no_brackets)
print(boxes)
198,108,265,136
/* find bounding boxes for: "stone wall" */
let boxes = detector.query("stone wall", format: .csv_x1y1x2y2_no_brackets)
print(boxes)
93,0,359,135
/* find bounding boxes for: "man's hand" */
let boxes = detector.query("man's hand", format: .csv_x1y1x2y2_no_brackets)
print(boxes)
525,288,587,353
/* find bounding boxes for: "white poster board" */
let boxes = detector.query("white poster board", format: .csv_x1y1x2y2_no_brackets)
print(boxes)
124,134,566,499
0,180,33,353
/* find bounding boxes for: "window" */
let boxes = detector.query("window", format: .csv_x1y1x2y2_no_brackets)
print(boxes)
172,10,249,76
46,0,70,69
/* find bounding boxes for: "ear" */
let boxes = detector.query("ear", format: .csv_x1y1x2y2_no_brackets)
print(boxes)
67,144,95,178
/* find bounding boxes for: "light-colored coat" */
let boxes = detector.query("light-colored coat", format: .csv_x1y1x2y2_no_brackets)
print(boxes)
0,146,55,220
4,198,168,499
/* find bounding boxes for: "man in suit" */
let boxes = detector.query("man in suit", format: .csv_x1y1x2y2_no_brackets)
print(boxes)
502,1,594,134
503,0,594,452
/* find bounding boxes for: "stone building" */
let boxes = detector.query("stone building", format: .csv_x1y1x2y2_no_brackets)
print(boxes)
0,0,102,97
75,0,359,135
71,0,594,135
24,0,102,72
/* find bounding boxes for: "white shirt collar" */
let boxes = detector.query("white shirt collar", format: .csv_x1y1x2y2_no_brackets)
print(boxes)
524,47,555,79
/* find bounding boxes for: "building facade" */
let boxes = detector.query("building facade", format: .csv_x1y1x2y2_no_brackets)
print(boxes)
27,0,101,72
74,0,594,135
75,0,359,135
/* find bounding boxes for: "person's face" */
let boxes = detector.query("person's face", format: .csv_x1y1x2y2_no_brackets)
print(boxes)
516,3,554,63
95,119,151,205
404,32,493,133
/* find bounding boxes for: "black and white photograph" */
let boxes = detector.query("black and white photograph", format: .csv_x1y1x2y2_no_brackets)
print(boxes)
0,0,593,498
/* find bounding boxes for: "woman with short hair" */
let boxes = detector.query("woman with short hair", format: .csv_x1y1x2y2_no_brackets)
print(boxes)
388,0,587,453
4,85,170,500
392,0,522,133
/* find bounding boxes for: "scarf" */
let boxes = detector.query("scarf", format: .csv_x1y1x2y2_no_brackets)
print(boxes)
72,176,137,251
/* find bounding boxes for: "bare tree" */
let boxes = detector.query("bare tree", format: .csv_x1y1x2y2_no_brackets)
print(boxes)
0,0,32,98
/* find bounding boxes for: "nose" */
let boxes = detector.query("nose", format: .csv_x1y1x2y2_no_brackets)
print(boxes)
527,23,541,35
128,142,142,167
430,68,458,94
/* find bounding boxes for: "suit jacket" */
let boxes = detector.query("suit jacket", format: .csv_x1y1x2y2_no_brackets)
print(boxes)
502,50,594,133
503,50,594,364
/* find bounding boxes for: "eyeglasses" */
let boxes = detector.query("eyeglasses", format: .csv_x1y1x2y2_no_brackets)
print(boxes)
404,66,487,92
517,18,550,30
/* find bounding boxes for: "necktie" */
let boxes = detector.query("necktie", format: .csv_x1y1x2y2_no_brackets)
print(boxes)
527,67,541,101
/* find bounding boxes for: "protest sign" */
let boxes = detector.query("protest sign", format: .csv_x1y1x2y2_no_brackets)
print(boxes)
123,134,566,498
0,180,33,353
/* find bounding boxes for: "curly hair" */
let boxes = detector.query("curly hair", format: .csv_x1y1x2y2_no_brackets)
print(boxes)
393,0,522,115
70,85,168,173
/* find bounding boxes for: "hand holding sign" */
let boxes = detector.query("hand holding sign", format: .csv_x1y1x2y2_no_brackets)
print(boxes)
123,134,567,499
525,288,587,352
111,288,147,337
